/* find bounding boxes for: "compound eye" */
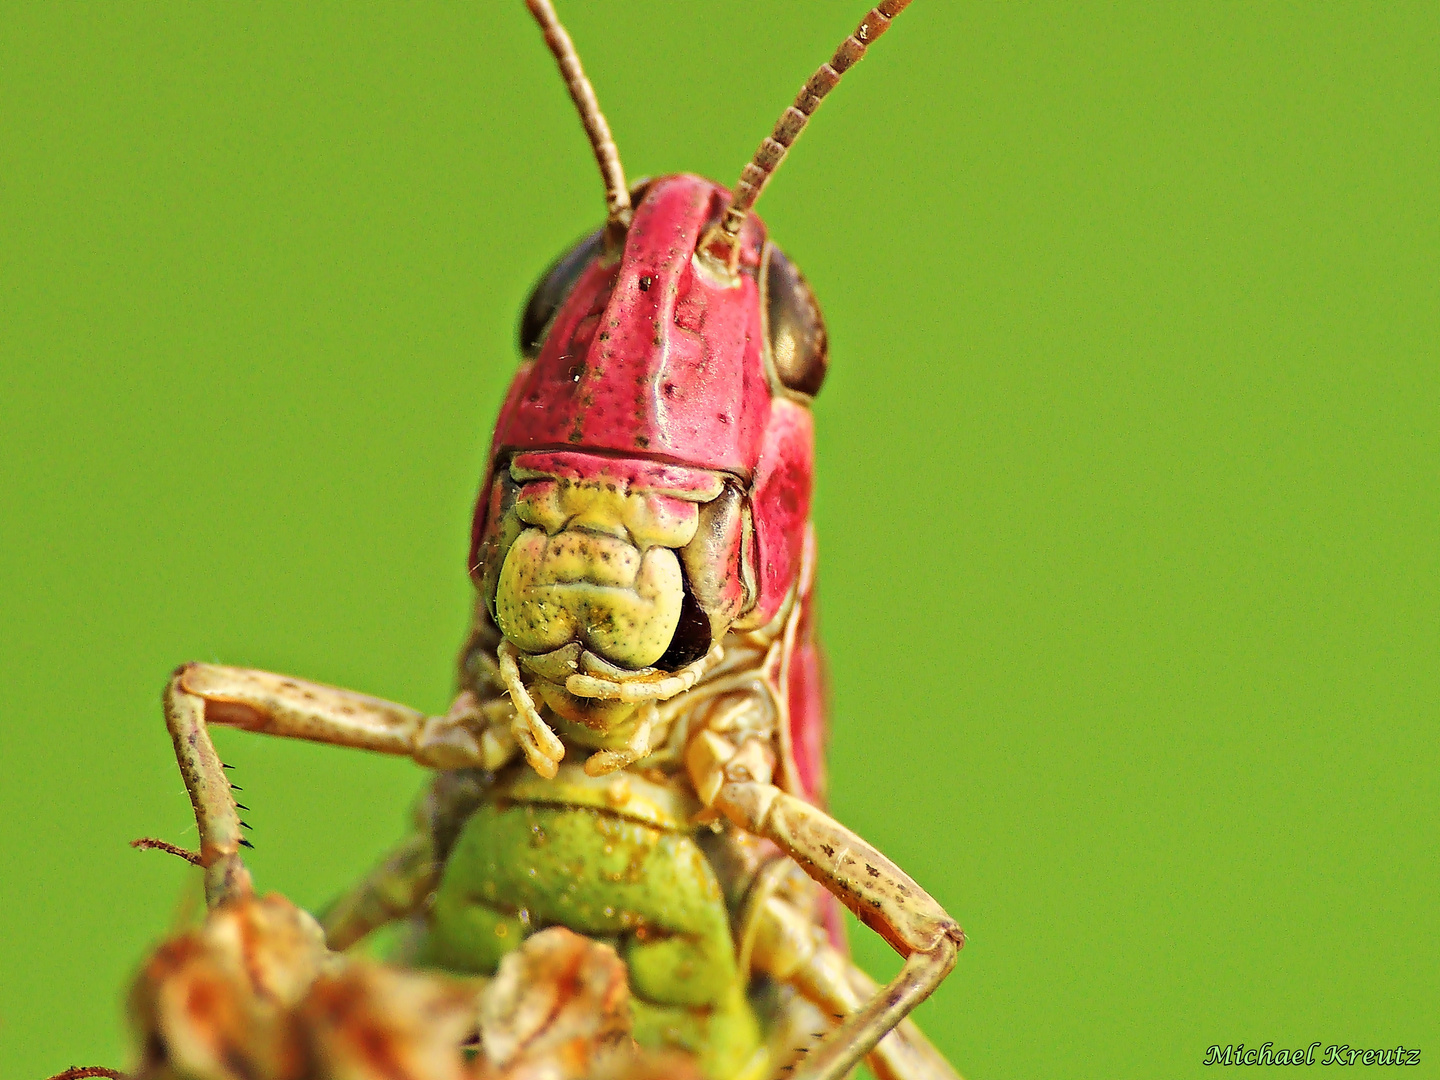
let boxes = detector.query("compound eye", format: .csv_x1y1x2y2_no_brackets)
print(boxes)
764,244,828,398
518,227,606,359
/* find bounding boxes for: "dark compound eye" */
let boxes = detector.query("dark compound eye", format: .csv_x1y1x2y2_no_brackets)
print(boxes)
763,243,828,398
518,227,606,359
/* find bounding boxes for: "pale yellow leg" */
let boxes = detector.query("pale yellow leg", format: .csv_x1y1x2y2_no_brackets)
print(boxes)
164,667,252,908
714,781,964,1080
164,663,483,906
847,965,962,1080
750,892,961,1080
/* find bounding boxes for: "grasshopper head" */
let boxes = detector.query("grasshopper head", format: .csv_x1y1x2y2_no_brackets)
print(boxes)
471,176,822,732
470,0,906,741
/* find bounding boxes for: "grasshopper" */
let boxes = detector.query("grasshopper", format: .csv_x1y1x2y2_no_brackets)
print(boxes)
62,3,965,1078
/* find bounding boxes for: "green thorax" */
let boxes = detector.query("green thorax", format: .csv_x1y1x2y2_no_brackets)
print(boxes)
413,762,763,1080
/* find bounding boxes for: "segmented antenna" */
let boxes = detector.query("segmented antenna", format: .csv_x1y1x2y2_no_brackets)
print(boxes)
702,0,915,271
525,0,633,234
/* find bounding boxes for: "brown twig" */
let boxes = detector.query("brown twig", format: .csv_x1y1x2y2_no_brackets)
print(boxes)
130,837,202,866
45,1068,128,1080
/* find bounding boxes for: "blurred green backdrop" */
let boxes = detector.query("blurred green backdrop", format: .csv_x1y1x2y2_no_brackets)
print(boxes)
2,3,1435,1078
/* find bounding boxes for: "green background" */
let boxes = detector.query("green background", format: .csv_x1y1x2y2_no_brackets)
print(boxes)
2,3,1435,1077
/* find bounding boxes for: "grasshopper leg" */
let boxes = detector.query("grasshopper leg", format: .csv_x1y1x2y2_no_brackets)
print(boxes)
164,667,252,907
714,780,964,1080
749,889,961,1080
164,663,488,906
318,830,438,951
320,765,500,951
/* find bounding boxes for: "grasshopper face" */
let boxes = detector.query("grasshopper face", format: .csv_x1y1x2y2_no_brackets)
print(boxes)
462,0,910,774
495,472,708,670
470,175,826,732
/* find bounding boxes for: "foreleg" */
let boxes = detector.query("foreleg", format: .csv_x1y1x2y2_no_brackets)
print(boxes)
715,780,963,1080
164,663,492,907
749,886,961,1080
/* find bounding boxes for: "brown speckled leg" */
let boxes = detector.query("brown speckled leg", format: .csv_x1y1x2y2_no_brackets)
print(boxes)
714,781,963,1080
749,892,961,1080
164,663,476,907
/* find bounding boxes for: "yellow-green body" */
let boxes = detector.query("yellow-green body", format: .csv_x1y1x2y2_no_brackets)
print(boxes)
412,762,765,1079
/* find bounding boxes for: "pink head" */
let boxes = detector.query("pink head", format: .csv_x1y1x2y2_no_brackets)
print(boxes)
470,1,907,706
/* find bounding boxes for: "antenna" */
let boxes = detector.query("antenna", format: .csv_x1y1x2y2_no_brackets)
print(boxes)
525,0,633,236
701,0,914,272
